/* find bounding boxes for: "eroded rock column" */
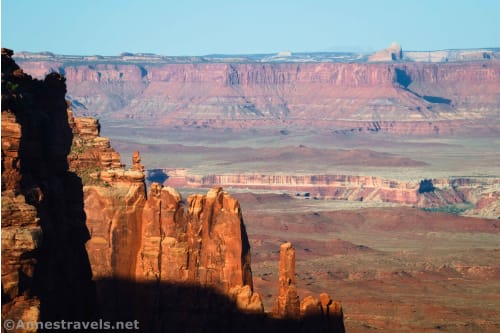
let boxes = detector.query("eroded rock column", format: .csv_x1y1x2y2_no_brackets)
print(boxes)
272,242,300,318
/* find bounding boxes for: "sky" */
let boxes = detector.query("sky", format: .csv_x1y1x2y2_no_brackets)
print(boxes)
1,0,499,56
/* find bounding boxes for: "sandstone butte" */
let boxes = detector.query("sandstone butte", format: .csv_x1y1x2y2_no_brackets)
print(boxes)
368,42,403,62
1,48,344,332
15,48,500,136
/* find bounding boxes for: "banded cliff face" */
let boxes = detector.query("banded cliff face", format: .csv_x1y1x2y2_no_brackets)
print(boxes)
163,171,499,215
16,59,500,135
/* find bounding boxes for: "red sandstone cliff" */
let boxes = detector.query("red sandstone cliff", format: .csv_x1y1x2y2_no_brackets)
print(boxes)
66,110,345,326
66,116,262,309
16,57,500,135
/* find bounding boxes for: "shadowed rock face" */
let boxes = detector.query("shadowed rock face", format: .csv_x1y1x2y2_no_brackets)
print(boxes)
1,48,95,325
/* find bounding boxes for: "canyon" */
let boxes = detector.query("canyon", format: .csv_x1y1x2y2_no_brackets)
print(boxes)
3,46,500,333
2,49,344,332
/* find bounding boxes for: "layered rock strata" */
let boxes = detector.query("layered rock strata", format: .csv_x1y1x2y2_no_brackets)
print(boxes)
164,171,500,211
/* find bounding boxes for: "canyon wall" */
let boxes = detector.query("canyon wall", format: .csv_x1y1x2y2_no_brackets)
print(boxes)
162,170,499,216
161,170,459,208
15,57,500,135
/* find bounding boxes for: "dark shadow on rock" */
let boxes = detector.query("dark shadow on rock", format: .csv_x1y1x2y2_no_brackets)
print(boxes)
33,171,97,324
95,278,345,333
422,96,452,104
394,68,412,89
3,58,97,323
146,169,168,185
241,218,253,287
394,67,453,107
419,179,435,193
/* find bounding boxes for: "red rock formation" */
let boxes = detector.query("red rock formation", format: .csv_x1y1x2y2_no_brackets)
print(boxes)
67,112,123,171
66,113,147,280
15,57,500,135
229,285,264,313
64,98,263,309
272,242,300,318
135,183,262,311
185,187,253,291
272,242,345,330
83,174,146,280
66,117,262,308
136,183,186,281
131,150,144,172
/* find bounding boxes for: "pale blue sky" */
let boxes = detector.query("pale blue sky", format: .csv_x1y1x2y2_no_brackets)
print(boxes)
2,0,499,56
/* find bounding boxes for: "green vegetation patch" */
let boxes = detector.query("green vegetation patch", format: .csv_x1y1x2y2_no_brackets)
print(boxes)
422,203,474,215
74,166,103,186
